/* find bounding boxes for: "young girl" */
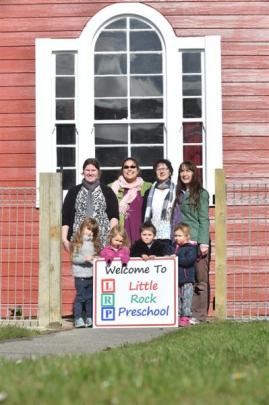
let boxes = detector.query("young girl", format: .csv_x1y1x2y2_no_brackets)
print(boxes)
100,225,130,266
130,221,165,260
70,218,100,328
173,223,198,327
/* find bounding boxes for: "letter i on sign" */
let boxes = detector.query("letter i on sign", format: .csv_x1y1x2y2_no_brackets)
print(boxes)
101,279,115,293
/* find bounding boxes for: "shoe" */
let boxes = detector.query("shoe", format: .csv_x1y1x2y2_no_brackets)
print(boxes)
189,317,201,325
179,317,190,327
74,317,85,328
85,317,92,327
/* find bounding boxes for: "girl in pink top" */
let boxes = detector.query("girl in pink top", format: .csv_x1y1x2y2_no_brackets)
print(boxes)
100,225,130,266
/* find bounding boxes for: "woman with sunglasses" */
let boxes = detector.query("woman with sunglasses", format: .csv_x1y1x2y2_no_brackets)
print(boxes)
110,157,151,245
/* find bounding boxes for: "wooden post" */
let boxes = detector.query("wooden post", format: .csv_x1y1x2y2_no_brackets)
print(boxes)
38,173,62,328
215,169,227,319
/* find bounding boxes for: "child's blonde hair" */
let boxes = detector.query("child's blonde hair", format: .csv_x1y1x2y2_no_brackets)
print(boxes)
108,225,130,248
70,218,101,255
173,223,191,239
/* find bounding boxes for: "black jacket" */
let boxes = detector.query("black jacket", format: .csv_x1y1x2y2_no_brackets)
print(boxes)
130,239,165,257
174,243,198,284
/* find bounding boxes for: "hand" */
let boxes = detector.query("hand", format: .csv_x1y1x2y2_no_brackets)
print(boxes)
84,255,93,262
200,246,208,256
141,254,149,261
148,255,156,260
62,239,70,252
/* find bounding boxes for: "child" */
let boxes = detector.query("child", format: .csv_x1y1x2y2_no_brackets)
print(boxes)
173,223,198,327
131,221,165,260
70,218,100,328
100,225,130,266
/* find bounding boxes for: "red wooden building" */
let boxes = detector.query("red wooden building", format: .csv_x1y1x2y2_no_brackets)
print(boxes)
0,0,268,318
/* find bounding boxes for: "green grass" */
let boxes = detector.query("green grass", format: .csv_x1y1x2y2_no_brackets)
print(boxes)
0,321,268,404
0,325,40,341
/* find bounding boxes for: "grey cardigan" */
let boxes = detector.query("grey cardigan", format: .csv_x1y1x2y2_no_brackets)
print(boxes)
72,236,95,278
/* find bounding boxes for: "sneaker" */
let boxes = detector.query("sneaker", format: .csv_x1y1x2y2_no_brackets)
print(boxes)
179,317,190,327
85,317,92,327
189,317,201,325
74,317,85,328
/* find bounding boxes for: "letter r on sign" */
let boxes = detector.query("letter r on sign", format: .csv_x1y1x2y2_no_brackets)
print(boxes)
101,279,115,293
101,294,115,306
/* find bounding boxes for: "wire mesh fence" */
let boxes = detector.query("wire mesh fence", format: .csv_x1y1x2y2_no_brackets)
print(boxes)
226,182,269,320
0,188,39,326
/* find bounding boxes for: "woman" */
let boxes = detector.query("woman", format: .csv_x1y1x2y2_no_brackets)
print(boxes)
110,157,151,245
171,160,210,323
143,159,176,255
62,158,119,251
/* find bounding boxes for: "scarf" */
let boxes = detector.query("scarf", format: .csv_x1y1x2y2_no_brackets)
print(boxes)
144,179,175,222
82,179,100,217
111,175,144,217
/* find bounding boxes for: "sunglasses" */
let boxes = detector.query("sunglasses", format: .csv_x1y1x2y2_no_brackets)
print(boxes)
123,165,137,169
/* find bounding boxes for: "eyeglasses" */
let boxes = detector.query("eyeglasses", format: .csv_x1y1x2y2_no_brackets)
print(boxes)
156,167,169,171
123,165,137,169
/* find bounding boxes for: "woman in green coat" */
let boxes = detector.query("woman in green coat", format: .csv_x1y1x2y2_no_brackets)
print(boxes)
171,160,210,323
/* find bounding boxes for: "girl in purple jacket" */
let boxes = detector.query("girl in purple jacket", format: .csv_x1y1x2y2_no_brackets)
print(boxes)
100,225,130,266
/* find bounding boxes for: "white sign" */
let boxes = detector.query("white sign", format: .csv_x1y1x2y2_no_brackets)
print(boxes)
93,257,178,328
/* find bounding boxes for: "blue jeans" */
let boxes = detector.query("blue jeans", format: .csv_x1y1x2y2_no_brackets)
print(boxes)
74,277,93,319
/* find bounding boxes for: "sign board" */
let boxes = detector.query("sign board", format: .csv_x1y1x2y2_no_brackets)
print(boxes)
93,257,178,328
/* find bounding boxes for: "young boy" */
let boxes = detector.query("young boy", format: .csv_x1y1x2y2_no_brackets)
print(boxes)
130,222,165,260
173,223,198,327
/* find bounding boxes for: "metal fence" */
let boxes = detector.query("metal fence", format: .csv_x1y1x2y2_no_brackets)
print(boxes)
226,182,269,320
0,188,39,326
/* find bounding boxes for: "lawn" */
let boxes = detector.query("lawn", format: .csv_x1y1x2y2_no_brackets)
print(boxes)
0,325,40,341
0,321,268,404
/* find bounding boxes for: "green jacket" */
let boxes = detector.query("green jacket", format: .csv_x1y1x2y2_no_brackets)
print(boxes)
109,181,152,226
180,189,209,245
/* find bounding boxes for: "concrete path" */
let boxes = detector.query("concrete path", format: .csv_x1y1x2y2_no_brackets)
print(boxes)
0,326,173,361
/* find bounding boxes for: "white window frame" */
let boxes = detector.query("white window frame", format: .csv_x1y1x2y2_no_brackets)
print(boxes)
36,3,222,203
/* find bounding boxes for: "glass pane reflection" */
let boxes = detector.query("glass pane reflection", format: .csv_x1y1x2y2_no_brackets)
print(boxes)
131,146,163,166
95,54,127,75
130,76,163,97
56,77,75,98
183,122,202,143
96,147,128,166
59,169,76,190
131,124,163,144
95,32,126,52
95,76,127,98
56,124,76,144
56,99,74,120
183,76,202,96
130,31,162,51
131,98,163,119
101,169,121,185
56,54,74,75
130,18,151,29
95,99,127,120
183,98,202,118
105,19,126,29
183,52,201,73
183,145,202,165
130,53,162,74
95,124,128,145
57,147,75,167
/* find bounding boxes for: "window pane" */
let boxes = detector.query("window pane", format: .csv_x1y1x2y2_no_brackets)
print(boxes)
130,31,162,51
95,54,127,75
130,18,151,29
59,169,76,190
96,147,128,166
95,124,128,144
131,146,163,166
130,53,162,74
95,32,126,52
183,122,202,143
95,77,127,98
183,76,202,96
183,145,202,165
95,99,127,120
105,18,126,29
56,124,76,144
56,77,75,98
131,124,163,144
57,147,75,167
183,52,201,73
56,99,74,120
101,169,121,185
56,54,74,75
140,169,155,183
183,98,202,118
131,98,163,119
130,76,163,97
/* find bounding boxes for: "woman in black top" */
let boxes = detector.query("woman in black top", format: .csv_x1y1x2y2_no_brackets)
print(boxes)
62,158,119,251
